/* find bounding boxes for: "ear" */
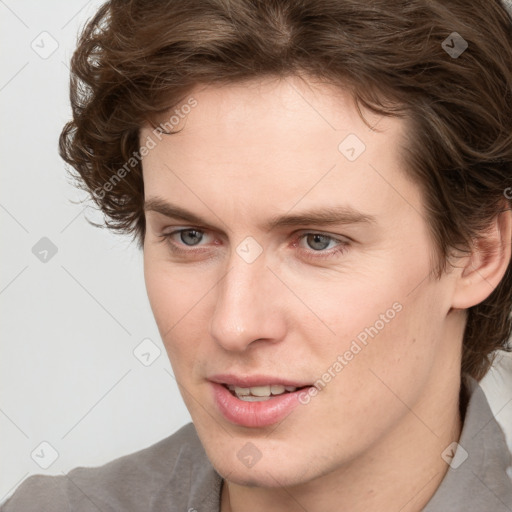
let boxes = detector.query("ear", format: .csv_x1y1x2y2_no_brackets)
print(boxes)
450,205,512,310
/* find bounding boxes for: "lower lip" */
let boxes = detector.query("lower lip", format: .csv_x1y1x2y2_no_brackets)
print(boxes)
210,382,311,428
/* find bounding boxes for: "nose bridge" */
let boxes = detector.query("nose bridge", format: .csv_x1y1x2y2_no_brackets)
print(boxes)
209,243,282,351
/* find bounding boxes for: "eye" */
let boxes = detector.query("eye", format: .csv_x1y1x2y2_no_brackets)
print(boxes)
173,229,204,246
295,232,349,260
157,228,214,256
157,228,350,260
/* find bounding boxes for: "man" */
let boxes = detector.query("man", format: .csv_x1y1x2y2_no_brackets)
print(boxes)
3,0,512,510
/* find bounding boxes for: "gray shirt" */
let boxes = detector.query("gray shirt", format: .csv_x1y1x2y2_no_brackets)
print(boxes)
2,375,511,511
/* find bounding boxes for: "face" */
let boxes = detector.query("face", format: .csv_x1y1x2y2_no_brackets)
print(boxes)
141,75,459,487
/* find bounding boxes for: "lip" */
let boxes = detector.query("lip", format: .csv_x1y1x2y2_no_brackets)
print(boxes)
209,381,313,428
208,374,311,388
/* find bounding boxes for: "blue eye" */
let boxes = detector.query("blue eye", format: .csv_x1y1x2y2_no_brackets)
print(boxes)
157,229,349,260
295,232,349,260
302,233,336,251
176,229,204,246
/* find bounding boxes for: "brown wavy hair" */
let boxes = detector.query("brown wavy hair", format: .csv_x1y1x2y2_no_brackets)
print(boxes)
59,0,512,381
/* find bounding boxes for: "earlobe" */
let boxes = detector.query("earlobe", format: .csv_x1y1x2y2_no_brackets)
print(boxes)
451,206,512,310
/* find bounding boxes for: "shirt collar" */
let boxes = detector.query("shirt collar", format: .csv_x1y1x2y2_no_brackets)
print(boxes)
423,373,512,511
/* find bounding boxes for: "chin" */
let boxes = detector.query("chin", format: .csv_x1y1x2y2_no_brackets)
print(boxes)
212,453,315,488
222,469,297,488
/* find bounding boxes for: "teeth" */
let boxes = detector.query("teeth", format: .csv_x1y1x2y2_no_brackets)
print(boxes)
237,395,271,402
227,384,299,398
270,384,286,395
233,386,250,396
250,385,271,396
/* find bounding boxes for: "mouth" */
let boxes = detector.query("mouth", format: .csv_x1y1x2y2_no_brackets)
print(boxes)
208,375,315,427
223,383,310,401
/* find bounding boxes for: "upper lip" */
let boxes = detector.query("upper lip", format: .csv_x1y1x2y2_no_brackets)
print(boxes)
208,374,311,388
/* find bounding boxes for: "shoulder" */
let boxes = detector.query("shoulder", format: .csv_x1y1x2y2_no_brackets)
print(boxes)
424,375,512,511
0,422,218,512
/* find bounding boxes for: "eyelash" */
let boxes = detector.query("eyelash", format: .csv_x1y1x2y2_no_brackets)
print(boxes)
156,228,349,261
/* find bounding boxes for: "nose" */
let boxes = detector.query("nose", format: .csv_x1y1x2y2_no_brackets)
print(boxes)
209,247,287,352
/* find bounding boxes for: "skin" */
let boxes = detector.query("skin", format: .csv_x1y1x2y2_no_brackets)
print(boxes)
140,75,511,512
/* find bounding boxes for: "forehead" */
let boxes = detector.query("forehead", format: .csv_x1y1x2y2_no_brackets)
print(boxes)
146,76,384,150
139,76,423,228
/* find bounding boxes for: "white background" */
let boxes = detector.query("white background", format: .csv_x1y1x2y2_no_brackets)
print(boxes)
0,0,192,502
1,0,511,504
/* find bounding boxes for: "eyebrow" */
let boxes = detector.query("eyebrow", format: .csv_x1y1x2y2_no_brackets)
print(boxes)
144,197,377,232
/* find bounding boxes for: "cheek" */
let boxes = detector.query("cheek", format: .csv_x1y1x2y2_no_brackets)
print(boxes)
301,256,443,379
144,258,192,344
281,265,406,350
337,280,447,403
144,247,197,322
144,261,175,329
143,254,217,365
